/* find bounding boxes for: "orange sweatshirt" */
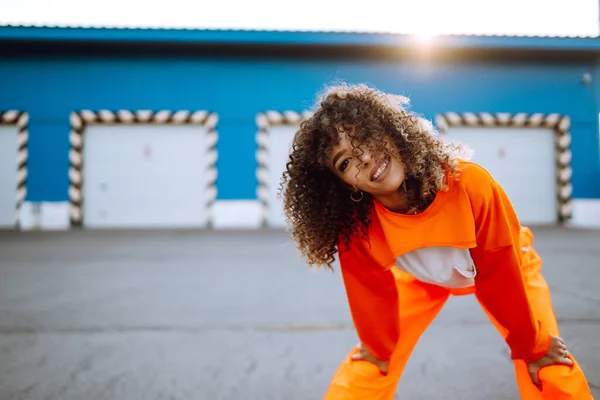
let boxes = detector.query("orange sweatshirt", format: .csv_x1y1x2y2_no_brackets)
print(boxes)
337,161,552,364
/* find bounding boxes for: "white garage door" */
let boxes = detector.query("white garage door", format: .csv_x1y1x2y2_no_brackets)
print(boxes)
444,126,557,225
265,124,297,228
0,125,18,228
83,124,210,228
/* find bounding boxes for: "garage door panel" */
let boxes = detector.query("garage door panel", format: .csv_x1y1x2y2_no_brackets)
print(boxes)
0,126,18,228
265,124,297,228
83,124,209,228
444,126,557,225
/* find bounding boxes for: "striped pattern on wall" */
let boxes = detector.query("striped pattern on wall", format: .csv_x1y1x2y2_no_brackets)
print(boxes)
1,111,28,228
435,112,573,222
255,110,311,227
68,110,219,227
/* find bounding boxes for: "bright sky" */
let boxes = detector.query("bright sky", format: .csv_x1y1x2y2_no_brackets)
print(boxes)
1,0,598,37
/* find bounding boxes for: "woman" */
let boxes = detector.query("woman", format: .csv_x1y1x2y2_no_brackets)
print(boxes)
280,83,592,399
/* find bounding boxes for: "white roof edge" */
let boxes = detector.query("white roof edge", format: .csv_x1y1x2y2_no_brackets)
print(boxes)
1,22,598,38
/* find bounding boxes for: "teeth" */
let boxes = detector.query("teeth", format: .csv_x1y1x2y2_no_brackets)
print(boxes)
372,159,389,180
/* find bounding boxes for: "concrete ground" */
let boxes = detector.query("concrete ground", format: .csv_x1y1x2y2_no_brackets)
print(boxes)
0,227,598,400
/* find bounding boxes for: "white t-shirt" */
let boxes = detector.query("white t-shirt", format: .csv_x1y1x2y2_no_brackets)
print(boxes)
395,246,476,288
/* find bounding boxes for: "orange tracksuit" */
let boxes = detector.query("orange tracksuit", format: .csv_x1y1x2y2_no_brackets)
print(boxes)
324,161,592,399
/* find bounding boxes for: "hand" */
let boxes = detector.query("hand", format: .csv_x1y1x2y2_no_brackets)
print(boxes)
351,342,390,376
526,335,573,388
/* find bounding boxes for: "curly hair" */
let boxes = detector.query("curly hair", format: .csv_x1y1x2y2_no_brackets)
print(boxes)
280,83,465,270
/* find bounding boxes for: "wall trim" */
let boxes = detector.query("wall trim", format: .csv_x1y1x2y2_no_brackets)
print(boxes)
255,110,311,227
435,112,573,223
212,200,263,229
568,199,600,229
16,198,600,231
0,110,28,230
68,109,218,228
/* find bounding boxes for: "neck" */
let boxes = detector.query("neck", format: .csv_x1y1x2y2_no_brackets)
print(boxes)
375,189,414,214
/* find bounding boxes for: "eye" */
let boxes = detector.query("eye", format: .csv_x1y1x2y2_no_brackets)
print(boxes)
339,158,350,172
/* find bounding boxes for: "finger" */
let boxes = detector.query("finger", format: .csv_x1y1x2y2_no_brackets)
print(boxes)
552,348,569,359
548,350,565,361
553,336,565,345
551,341,566,351
548,351,573,366
550,346,568,359
552,339,566,348
550,339,565,352
352,343,365,360
352,351,378,364
559,355,574,366
529,370,540,386
549,347,567,358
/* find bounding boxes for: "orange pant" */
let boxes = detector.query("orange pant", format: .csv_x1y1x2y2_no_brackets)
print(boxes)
324,236,593,399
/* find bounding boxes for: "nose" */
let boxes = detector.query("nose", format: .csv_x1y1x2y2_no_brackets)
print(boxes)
355,150,372,167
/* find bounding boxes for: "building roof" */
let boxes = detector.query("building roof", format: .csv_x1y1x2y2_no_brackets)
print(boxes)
1,25,600,53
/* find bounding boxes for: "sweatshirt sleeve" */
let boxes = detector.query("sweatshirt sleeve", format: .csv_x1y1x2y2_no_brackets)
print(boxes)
338,241,399,363
465,164,551,363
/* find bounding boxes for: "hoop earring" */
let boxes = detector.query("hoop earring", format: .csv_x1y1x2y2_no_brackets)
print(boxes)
350,186,364,203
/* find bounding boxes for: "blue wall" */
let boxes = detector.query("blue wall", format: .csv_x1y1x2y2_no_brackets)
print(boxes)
1,54,599,200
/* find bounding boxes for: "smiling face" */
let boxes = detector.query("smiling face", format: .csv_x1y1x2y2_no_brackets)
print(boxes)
328,130,406,198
